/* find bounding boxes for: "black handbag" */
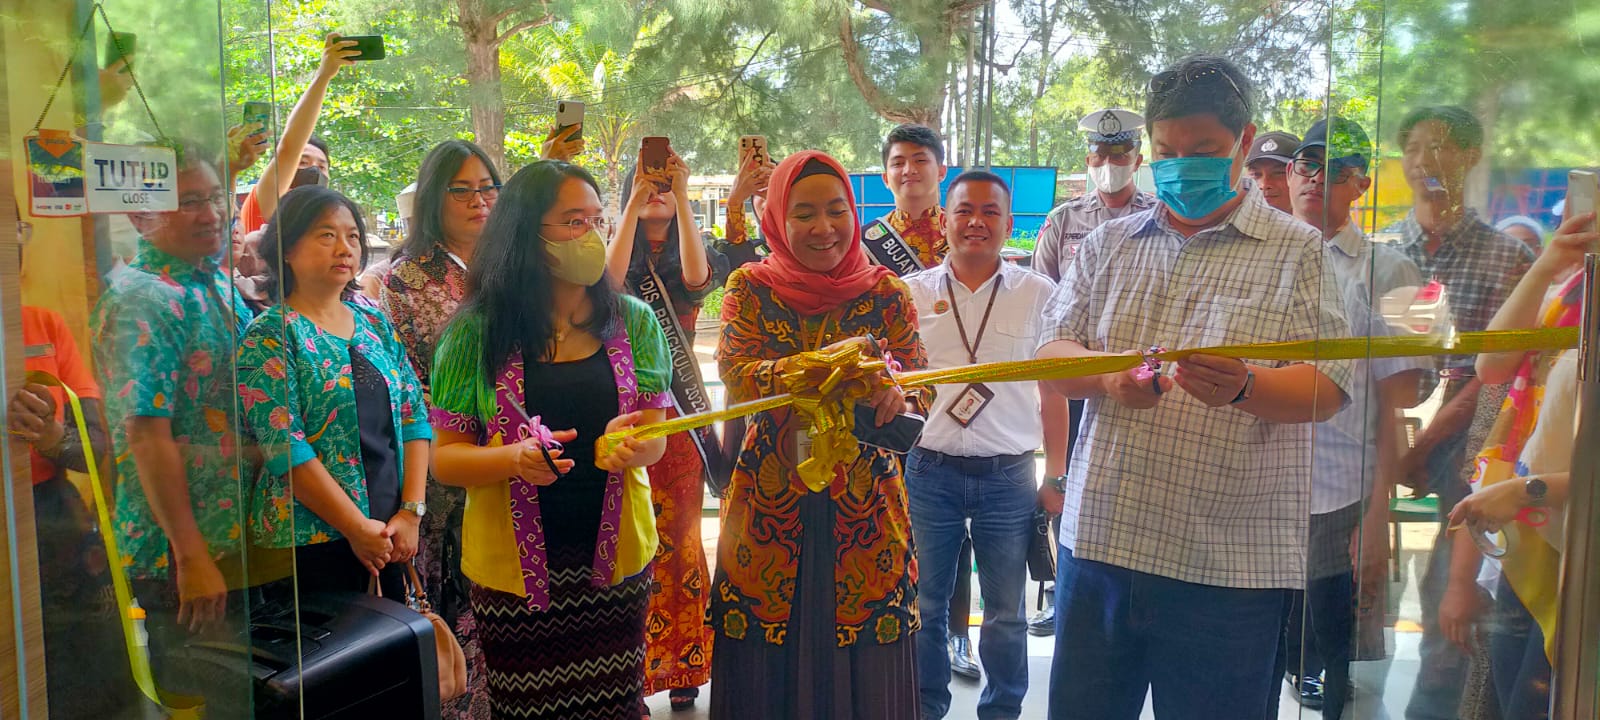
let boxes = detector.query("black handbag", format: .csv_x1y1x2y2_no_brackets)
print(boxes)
1027,505,1058,583
185,591,441,720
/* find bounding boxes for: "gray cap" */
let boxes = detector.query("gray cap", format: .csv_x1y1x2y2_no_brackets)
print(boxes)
1246,131,1300,166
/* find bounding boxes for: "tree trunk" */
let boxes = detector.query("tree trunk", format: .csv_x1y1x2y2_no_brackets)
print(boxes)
1028,0,1057,165
963,20,975,164
837,3,976,132
455,0,551,173
458,0,508,172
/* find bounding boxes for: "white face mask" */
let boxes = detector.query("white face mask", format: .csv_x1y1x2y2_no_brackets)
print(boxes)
1089,161,1135,193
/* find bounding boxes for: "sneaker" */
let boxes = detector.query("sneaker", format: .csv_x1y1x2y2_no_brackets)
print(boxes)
1027,605,1056,636
1288,674,1326,711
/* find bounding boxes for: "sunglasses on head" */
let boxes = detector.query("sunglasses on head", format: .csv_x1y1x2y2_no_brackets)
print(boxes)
1149,65,1248,109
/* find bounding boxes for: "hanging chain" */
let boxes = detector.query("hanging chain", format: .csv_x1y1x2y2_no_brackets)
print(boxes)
30,10,96,134
30,3,166,142
96,4,166,142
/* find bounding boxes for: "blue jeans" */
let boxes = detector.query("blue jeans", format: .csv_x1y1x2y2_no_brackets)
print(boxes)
906,448,1036,720
1047,550,1287,720
1407,428,1472,720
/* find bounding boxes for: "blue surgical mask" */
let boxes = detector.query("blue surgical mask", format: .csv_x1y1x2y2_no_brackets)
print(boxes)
1150,134,1245,221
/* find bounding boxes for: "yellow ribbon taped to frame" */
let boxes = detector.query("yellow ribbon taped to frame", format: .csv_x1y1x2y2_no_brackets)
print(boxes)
600,326,1578,491
24,370,205,718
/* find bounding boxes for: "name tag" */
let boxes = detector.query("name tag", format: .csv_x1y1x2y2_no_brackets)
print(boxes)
945,383,995,428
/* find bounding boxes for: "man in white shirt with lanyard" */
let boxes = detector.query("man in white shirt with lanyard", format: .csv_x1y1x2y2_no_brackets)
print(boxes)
903,170,1068,720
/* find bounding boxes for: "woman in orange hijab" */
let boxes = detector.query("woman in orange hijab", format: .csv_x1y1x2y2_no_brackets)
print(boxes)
708,150,929,719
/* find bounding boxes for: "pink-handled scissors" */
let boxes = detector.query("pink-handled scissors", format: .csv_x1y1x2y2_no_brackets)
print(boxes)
1132,346,1167,395
506,399,567,480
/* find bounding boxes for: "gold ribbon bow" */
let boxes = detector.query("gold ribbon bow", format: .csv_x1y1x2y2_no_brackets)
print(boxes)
778,338,889,491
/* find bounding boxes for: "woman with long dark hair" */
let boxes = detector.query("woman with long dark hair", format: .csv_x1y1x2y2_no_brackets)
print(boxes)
430,160,672,719
604,155,722,710
710,150,928,719
237,186,431,600
378,139,502,720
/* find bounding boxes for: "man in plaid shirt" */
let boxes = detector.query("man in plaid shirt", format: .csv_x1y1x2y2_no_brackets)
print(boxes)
1037,54,1351,720
1392,105,1536,720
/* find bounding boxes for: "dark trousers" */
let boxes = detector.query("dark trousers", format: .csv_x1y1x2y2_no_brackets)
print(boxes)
951,536,973,635
1268,503,1362,719
131,578,258,720
1489,576,1552,720
292,537,405,601
1048,550,1287,720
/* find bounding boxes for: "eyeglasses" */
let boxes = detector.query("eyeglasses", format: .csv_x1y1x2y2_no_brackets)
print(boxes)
1149,65,1248,109
445,184,501,203
541,216,611,233
1089,149,1137,164
178,192,231,214
1290,158,1359,183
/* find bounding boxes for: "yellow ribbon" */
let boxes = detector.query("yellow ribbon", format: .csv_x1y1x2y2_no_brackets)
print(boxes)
24,371,204,717
599,326,1578,490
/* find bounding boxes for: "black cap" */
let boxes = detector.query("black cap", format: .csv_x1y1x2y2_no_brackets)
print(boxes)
1246,131,1300,166
1295,117,1373,174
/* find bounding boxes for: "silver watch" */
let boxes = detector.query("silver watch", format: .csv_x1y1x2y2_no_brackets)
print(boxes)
400,501,428,518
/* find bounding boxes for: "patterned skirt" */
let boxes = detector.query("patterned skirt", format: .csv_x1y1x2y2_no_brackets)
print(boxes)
469,546,651,720
709,491,919,719
643,422,713,695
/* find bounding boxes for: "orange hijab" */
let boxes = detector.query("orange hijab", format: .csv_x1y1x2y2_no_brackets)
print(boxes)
742,150,894,316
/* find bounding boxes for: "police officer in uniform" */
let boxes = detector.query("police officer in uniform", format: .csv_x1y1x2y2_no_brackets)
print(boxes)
1024,109,1157,637
1030,109,1158,283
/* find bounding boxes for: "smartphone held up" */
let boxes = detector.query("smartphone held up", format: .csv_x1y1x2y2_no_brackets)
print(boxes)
340,34,386,61
555,100,584,141
640,136,672,192
1568,170,1598,235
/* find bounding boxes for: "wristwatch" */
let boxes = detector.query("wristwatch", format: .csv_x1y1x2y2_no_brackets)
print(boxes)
1047,475,1069,493
1230,369,1256,405
400,501,428,518
1524,477,1549,506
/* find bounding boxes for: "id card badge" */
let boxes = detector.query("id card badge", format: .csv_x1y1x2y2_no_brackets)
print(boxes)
945,383,995,428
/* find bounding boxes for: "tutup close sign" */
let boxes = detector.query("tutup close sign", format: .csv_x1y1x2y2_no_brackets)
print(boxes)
83,142,178,214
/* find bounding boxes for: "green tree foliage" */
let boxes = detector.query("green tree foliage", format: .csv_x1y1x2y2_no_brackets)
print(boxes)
88,0,1597,218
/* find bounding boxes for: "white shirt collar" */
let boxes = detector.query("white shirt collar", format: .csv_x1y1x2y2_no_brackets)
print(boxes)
1327,221,1366,259
931,255,1029,292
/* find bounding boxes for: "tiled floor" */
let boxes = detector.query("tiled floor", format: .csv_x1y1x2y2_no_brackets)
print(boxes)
653,505,1442,719
645,634,1427,719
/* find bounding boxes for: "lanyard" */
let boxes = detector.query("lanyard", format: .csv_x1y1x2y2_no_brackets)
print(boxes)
944,273,1002,365
798,309,843,353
